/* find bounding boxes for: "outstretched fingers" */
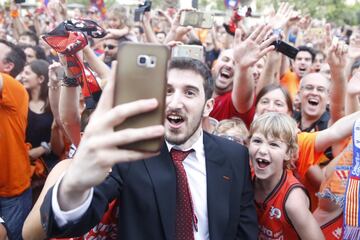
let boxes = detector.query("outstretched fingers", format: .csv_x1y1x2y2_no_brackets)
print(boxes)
86,125,164,150
95,148,161,167
255,25,272,43
248,24,266,42
90,98,160,133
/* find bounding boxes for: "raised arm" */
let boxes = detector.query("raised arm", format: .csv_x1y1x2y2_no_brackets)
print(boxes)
83,45,111,84
327,38,348,126
10,3,28,40
56,65,165,211
57,54,81,146
346,71,360,115
142,11,160,44
315,110,360,153
232,25,275,113
344,30,360,79
164,9,192,44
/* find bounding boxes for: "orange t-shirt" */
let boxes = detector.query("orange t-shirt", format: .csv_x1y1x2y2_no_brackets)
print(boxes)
296,132,324,211
0,73,31,197
297,132,323,178
280,70,300,101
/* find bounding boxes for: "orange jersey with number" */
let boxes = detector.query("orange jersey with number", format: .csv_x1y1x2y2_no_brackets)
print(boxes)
255,170,309,240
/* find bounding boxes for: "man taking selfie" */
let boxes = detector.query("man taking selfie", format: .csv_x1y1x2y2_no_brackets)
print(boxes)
40,57,258,239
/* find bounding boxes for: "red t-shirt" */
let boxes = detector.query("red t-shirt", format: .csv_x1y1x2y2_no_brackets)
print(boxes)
210,91,255,128
256,170,308,240
321,213,343,240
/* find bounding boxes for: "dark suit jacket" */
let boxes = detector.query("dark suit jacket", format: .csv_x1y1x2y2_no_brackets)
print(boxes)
41,132,258,239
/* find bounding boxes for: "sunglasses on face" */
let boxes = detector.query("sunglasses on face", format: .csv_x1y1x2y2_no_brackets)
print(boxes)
103,44,116,50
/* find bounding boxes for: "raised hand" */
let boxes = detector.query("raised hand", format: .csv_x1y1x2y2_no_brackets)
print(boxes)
48,61,65,83
164,9,193,43
298,15,312,31
268,2,300,30
60,63,165,197
327,37,348,69
233,24,276,69
47,0,67,24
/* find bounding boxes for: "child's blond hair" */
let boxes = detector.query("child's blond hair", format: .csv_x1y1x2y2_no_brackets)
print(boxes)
214,118,249,145
249,112,298,168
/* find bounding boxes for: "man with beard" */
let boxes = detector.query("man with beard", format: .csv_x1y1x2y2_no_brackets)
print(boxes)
40,57,258,239
101,36,131,67
209,25,276,128
0,40,30,239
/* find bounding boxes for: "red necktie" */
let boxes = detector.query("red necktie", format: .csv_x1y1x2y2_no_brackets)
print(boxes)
170,148,196,240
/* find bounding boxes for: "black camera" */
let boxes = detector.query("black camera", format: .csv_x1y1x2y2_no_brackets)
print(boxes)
271,29,299,59
134,0,152,22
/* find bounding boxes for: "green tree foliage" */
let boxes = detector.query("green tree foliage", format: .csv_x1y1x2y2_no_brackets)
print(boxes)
256,0,360,26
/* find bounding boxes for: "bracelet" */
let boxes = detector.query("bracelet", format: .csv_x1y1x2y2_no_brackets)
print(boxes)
272,28,283,39
40,141,51,154
48,81,61,90
62,76,80,87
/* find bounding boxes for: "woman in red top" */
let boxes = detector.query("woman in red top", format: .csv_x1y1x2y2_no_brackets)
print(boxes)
249,112,324,239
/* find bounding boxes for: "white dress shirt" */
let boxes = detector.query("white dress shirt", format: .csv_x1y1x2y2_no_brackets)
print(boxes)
166,131,209,240
52,131,209,239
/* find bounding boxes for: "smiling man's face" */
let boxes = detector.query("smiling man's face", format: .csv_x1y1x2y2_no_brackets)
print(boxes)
293,51,313,78
299,73,330,121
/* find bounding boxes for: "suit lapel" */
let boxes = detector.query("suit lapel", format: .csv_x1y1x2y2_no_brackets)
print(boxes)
204,133,232,239
144,143,176,240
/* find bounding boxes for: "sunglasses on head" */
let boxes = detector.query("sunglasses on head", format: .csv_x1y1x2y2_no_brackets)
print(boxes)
103,44,116,50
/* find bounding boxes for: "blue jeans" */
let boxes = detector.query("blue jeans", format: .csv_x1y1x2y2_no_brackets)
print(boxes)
0,188,32,240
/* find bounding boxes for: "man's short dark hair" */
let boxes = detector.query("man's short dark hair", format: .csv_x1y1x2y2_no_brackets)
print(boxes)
169,57,214,100
0,40,26,77
21,44,47,61
351,59,360,73
296,46,316,62
20,31,39,45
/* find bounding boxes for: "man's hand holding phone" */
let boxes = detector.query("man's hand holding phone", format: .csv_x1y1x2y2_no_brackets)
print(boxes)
57,62,165,211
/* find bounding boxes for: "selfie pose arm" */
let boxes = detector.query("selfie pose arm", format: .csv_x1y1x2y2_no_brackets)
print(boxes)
40,64,165,236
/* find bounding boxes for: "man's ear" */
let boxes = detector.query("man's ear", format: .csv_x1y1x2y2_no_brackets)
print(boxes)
203,98,214,117
38,75,45,84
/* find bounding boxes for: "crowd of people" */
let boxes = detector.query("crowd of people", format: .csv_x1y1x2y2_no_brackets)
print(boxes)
1,0,360,239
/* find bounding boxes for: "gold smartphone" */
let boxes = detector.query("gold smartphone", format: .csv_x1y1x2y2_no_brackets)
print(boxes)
114,42,170,152
172,44,204,62
179,10,213,29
